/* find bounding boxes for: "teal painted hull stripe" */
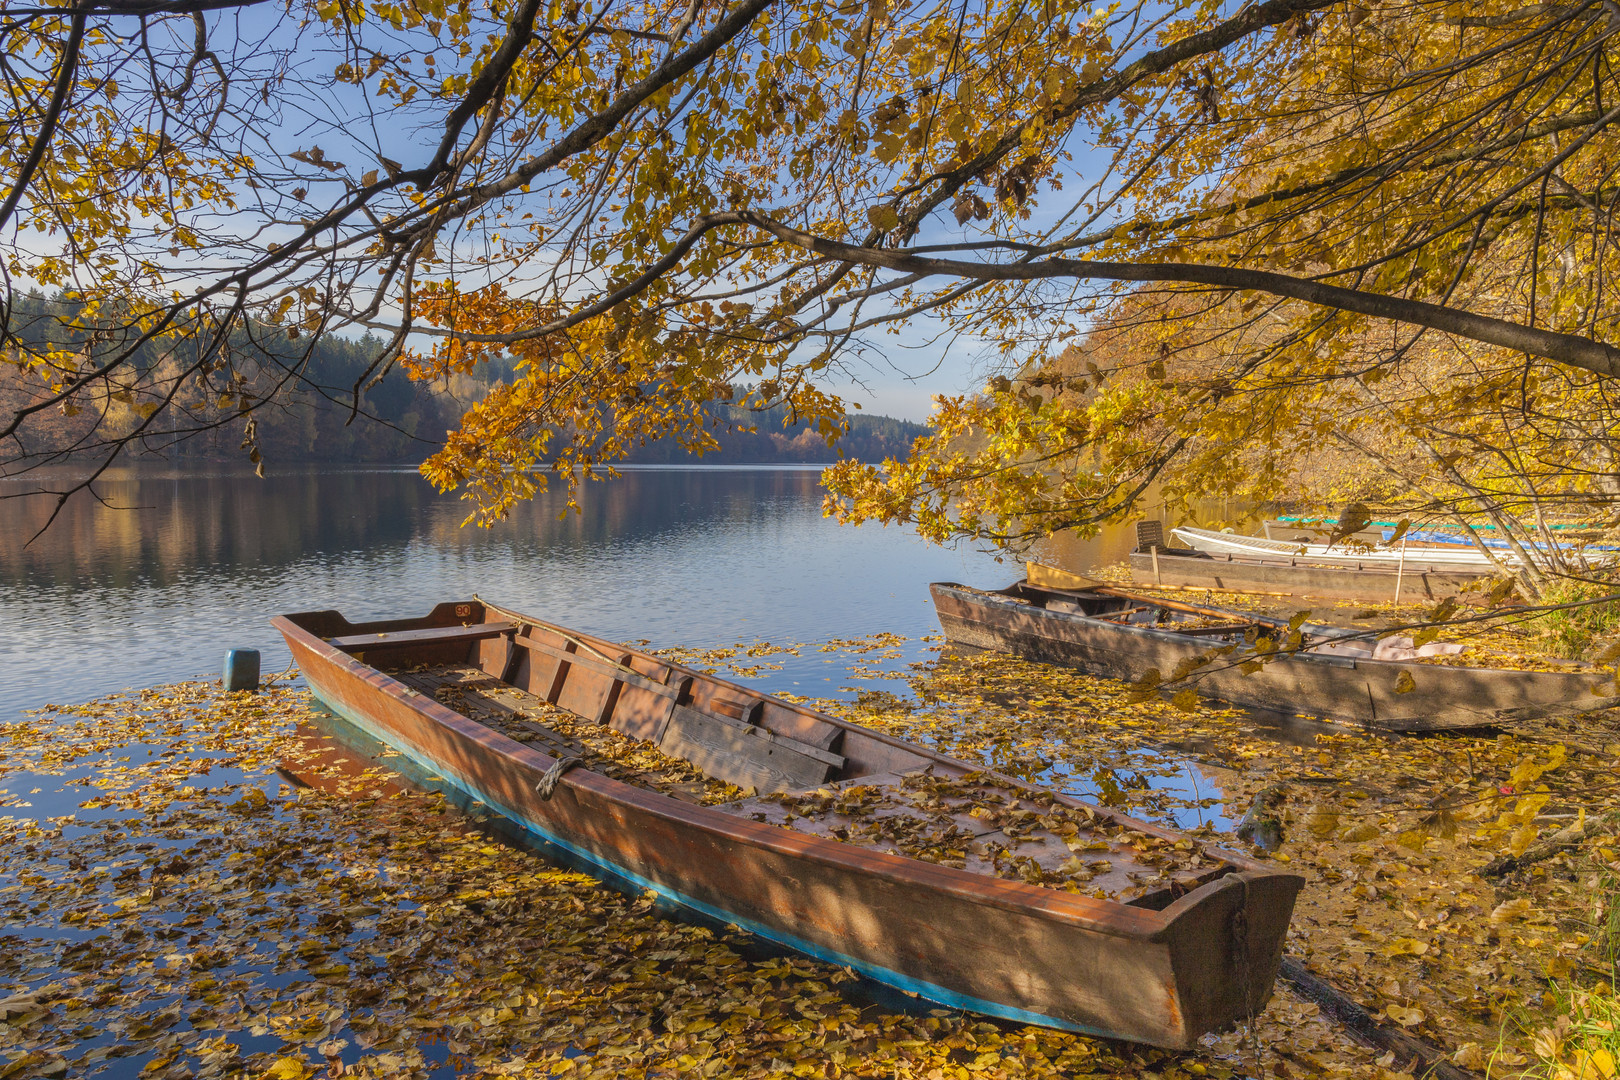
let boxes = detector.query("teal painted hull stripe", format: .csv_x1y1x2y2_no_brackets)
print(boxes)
310,687,1102,1037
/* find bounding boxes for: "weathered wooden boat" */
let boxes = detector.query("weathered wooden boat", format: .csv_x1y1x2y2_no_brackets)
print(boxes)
1129,546,1493,603
1260,519,1386,544
1269,517,1616,552
931,567,1618,731
272,599,1304,1048
1172,525,1507,570
1395,528,1620,555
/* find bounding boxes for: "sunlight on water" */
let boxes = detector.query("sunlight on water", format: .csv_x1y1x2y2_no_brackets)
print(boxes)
0,464,1137,713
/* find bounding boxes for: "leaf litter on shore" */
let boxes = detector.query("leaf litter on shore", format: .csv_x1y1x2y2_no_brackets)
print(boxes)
4,634,1620,1078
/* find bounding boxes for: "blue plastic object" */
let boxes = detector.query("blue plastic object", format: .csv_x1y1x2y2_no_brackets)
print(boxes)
223,648,261,691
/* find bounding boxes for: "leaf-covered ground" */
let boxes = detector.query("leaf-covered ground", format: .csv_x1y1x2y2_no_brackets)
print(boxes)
4,637,1620,1079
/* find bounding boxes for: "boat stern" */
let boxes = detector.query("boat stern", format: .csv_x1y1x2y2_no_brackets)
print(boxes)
1156,869,1305,1045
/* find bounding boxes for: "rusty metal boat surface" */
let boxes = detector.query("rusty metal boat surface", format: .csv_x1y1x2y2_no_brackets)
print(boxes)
931,572,1618,731
272,599,1303,1048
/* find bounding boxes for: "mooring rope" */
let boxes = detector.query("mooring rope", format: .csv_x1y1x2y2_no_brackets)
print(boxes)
535,755,582,800
1232,873,1259,1069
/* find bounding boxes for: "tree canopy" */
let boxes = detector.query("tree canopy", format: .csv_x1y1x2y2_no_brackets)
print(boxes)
3,0,1618,554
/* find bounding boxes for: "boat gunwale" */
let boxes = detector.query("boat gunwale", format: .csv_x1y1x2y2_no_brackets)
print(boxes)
1132,547,1497,578
1171,525,1510,568
272,607,1289,942
944,580,1606,685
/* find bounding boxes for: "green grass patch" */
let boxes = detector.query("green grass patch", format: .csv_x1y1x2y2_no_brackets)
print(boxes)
1536,580,1620,660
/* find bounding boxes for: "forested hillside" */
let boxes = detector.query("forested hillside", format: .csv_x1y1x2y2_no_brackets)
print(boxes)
2,291,482,466
2,292,924,468
621,406,927,465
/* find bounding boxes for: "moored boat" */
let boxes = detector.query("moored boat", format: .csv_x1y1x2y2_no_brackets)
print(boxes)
272,599,1303,1048
1171,525,1507,570
1129,544,1494,603
930,567,1617,731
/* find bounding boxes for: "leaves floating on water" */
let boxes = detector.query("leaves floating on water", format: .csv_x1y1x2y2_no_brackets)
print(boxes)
6,636,1620,1077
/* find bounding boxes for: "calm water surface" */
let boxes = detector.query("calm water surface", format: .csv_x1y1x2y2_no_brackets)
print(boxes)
0,464,1137,714
0,466,1251,1077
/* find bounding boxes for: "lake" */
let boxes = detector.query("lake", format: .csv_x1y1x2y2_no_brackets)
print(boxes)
1,465,1271,1079
0,464,1141,714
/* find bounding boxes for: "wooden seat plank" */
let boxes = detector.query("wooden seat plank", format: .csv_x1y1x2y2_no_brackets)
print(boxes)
515,633,680,701
331,621,516,651
658,705,844,794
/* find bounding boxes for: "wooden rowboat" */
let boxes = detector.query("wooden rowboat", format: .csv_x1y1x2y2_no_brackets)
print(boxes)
272,599,1303,1048
931,569,1618,731
1172,525,1507,569
1128,546,1493,603
1131,519,1493,601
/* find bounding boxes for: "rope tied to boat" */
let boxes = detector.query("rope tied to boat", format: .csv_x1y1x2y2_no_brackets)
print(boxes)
535,755,582,800
1230,873,1259,1068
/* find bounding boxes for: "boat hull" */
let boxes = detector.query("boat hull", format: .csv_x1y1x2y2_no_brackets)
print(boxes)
931,583,1615,731
1128,550,1492,603
273,605,1302,1048
1173,526,1503,571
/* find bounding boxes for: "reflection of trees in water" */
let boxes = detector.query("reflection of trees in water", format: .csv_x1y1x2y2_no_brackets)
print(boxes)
424,468,827,549
0,467,831,589
1,468,429,588
1024,496,1258,576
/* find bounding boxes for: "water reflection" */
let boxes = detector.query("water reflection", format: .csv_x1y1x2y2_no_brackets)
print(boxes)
0,466,1046,715
0,464,1168,718
1,465,854,586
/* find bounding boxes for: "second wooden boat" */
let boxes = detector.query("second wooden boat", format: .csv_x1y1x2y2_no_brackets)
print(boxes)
1129,546,1494,603
1172,525,1507,570
272,598,1303,1048
931,568,1617,731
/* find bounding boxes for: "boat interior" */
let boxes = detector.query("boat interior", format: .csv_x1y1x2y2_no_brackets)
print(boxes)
994,581,1392,660
1006,580,1276,634
284,601,1235,907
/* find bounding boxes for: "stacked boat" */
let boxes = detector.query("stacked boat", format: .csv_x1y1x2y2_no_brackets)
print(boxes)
1175,525,1507,569
1128,522,1498,602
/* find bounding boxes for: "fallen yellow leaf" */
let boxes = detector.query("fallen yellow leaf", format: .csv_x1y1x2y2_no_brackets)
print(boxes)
1383,938,1429,957
265,1057,312,1080
1385,1004,1425,1026
1491,898,1532,924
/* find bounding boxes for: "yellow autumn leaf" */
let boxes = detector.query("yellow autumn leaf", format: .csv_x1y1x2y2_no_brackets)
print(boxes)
1395,822,1436,851
265,1057,313,1080
1305,805,1339,838
1491,898,1532,924
865,205,900,232
1385,1004,1425,1026
1575,1047,1618,1080
1383,938,1429,957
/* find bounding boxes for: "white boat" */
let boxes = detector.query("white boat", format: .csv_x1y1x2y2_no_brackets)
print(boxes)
1170,526,1511,570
